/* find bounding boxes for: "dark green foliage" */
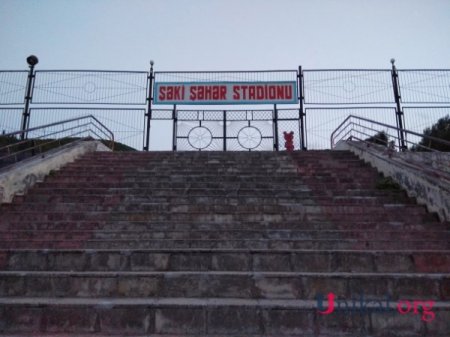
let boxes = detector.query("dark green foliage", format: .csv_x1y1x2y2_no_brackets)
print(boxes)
376,175,402,191
413,115,450,152
0,135,20,147
365,131,389,146
102,140,137,152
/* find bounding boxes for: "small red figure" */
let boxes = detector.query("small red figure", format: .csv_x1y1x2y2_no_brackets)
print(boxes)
283,131,294,152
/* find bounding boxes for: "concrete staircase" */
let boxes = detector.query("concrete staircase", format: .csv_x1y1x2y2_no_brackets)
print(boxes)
0,150,448,336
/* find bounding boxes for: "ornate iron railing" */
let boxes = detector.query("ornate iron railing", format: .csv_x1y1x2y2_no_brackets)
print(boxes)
1,59,449,151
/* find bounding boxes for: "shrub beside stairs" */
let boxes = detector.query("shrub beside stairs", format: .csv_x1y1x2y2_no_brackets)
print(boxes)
0,150,449,336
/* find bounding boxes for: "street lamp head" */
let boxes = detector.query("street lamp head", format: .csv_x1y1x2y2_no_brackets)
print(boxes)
26,55,39,66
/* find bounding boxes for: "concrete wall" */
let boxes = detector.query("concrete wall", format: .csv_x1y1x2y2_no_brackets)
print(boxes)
0,140,111,204
336,141,450,222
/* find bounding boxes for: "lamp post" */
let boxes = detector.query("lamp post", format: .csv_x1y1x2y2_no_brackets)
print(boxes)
144,60,154,151
21,55,38,140
390,58,407,151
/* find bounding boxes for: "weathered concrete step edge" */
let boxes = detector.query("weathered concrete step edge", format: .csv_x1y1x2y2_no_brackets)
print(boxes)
4,228,446,234
2,249,449,272
3,220,445,231
1,239,448,251
14,196,415,206
0,298,448,336
2,231,447,242
0,272,449,300
1,203,427,211
1,238,448,245
2,296,450,307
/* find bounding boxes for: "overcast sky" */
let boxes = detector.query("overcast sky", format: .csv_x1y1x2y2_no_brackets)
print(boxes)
1,0,450,71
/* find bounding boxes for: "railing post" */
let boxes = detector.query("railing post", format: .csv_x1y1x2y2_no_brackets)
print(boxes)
21,55,38,140
223,110,227,151
391,59,407,151
298,66,306,150
172,105,177,151
273,104,279,151
144,60,154,151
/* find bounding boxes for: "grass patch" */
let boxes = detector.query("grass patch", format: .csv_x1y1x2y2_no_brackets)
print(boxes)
376,175,402,191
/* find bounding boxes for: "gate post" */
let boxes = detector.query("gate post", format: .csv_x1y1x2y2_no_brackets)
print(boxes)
273,104,279,151
144,60,154,151
298,66,306,150
390,59,407,151
21,55,38,140
172,105,177,151
223,110,227,151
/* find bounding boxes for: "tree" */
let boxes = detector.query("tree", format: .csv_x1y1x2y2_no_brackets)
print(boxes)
414,115,450,152
365,131,389,146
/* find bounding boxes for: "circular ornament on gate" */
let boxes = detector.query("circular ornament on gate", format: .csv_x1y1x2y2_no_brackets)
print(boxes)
84,81,97,93
342,80,356,93
238,126,262,149
188,126,213,149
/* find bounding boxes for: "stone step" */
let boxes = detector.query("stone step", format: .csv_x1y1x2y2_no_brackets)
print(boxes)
28,186,320,197
1,297,448,336
20,182,405,197
0,211,434,224
18,190,405,206
2,220,447,232
1,238,447,250
1,229,447,242
0,203,429,217
37,179,380,189
0,271,448,300
17,194,410,206
2,249,449,273
18,191,411,205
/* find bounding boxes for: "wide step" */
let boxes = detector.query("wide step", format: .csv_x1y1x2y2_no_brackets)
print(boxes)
1,298,449,336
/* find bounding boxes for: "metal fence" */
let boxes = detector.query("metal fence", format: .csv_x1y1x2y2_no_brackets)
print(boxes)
32,71,148,105
0,71,28,105
0,61,449,151
1,69,148,150
303,70,394,104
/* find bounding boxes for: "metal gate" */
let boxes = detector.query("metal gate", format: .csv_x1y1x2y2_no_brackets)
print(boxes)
151,108,302,151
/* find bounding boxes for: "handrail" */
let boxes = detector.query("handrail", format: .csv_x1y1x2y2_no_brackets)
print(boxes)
2,115,112,140
0,115,114,166
331,115,450,151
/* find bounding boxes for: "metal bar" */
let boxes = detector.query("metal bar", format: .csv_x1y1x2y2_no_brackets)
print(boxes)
391,61,407,151
1,115,114,154
145,62,154,151
154,69,297,74
1,132,89,162
1,122,94,154
3,115,104,138
331,115,450,149
21,62,36,140
223,110,227,151
273,105,278,151
172,105,177,151
89,115,115,145
298,66,306,150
